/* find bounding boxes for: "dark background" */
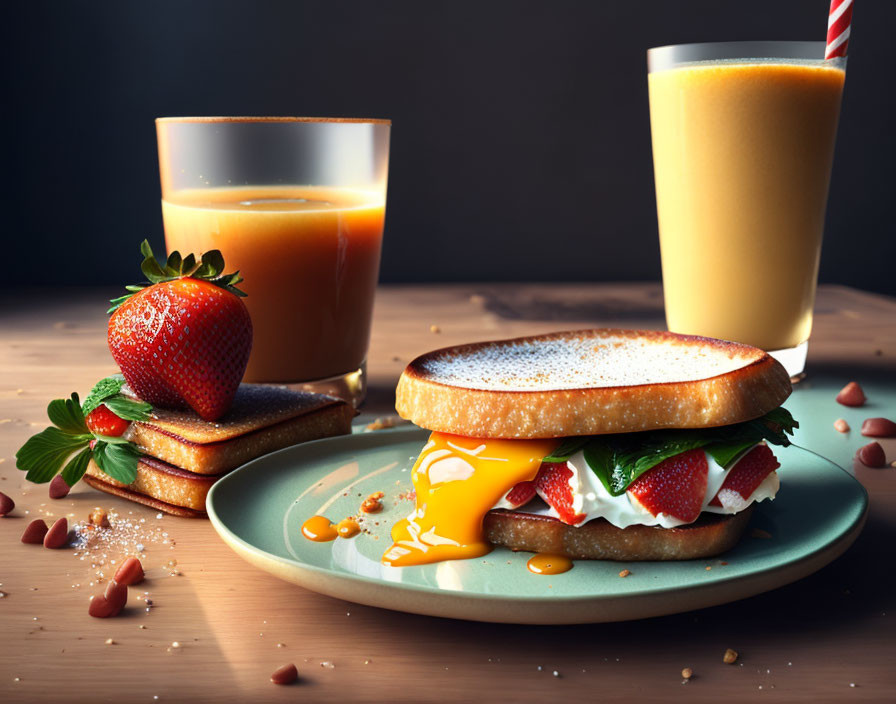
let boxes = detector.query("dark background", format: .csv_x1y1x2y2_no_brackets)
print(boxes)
4,0,894,295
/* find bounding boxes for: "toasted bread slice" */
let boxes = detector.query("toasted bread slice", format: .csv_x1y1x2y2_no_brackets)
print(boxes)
396,329,791,438
483,506,754,561
82,474,207,518
128,385,354,474
85,456,215,513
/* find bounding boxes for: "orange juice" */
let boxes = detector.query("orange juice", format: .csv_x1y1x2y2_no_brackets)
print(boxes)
649,61,844,350
161,186,384,382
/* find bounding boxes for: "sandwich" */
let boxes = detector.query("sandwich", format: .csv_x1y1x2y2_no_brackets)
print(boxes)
383,329,796,566
83,384,354,516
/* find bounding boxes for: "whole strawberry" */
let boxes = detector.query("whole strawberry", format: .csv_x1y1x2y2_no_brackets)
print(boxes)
108,241,252,421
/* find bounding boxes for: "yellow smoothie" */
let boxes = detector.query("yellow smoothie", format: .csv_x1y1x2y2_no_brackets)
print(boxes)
649,61,845,350
162,186,384,383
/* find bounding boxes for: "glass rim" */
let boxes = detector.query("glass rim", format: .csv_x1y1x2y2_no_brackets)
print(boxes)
647,40,844,73
155,116,391,126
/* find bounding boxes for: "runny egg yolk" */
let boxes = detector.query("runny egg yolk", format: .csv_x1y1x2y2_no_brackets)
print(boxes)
382,432,558,567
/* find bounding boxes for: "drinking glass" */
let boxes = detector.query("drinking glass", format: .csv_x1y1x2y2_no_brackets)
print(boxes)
156,117,390,404
648,42,846,378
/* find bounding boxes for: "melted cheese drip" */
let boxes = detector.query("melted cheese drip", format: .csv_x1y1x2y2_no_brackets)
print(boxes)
383,432,558,566
302,515,338,542
527,553,573,575
335,517,361,538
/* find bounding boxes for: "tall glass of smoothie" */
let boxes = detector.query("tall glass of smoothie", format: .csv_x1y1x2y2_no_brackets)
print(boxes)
648,42,845,378
156,117,390,404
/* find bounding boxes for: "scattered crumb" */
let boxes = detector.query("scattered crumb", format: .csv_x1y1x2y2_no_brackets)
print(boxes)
429,324,441,334
105,638,115,645
723,648,738,664
751,528,773,539
705,566,712,571
681,667,693,680
88,507,110,528
619,569,631,578
834,418,850,433
552,670,560,678
171,641,181,649
138,625,146,630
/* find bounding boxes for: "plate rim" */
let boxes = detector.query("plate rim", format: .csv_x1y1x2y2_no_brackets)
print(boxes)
207,427,869,621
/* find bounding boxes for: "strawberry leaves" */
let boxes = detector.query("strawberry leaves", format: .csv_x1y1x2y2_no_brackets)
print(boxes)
17,422,93,483
82,375,152,421
91,441,143,485
47,394,91,435
60,446,94,486
100,396,152,421
109,240,247,313
16,382,152,488
82,375,127,416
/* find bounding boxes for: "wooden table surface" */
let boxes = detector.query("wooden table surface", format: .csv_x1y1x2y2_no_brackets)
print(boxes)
1,283,894,703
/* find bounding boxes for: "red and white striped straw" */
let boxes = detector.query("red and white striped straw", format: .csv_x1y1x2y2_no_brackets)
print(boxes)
825,0,854,59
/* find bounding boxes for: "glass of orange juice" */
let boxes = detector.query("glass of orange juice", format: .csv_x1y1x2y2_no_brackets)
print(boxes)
156,117,390,405
648,42,845,378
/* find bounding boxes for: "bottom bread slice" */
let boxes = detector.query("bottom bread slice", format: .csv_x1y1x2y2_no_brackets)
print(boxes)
483,506,754,561
85,455,216,513
82,474,207,518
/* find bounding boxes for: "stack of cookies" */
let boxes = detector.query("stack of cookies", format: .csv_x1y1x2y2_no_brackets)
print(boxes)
84,385,353,517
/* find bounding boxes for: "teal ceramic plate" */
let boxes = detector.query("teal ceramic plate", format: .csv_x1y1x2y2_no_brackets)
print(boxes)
207,428,868,624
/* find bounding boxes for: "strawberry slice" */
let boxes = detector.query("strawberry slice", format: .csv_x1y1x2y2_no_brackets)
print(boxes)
503,480,537,508
627,448,708,523
85,404,130,437
709,444,780,508
534,462,586,525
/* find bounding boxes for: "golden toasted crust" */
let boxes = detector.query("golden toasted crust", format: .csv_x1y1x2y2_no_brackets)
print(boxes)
129,387,355,474
396,329,791,438
483,507,754,561
82,474,207,518
85,456,215,511
132,384,348,443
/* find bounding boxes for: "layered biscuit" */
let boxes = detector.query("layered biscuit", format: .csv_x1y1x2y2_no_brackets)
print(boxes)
86,385,354,516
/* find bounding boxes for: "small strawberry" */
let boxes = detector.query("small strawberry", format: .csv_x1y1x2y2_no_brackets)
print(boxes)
627,448,708,523
503,480,537,508
85,404,131,437
107,241,252,421
709,444,780,508
534,462,587,525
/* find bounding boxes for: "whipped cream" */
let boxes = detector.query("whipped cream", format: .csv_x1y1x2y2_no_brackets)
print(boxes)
494,446,778,529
